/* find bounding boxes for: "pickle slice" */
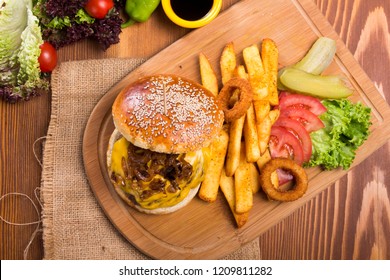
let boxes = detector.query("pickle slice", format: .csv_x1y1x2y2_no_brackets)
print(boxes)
278,37,338,91
292,37,337,75
279,68,353,99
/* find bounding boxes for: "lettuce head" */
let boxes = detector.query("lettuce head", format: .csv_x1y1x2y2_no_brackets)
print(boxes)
0,0,48,102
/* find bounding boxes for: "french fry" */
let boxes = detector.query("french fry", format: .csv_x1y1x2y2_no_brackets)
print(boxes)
257,115,272,155
249,162,261,193
199,129,229,202
199,52,219,96
231,64,260,163
253,100,270,124
244,103,260,162
238,142,260,194
261,38,279,106
234,65,249,80
234,143,254,214
256,148,279,193
225,115,245,177
220,169,249,228
220,42,237,85
256,148,271,170
253,105,279,156
243,44,268,100
253,100,271,155
268,108,280,125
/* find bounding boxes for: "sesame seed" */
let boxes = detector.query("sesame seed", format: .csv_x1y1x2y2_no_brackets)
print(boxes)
123,75,223,151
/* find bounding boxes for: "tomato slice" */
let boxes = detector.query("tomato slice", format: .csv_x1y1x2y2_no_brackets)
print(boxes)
281,107,324,132
269,126,304,165
273,116,312,162
279,92,327,115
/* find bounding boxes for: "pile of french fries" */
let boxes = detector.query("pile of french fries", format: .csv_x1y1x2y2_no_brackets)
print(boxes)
198,39,280,228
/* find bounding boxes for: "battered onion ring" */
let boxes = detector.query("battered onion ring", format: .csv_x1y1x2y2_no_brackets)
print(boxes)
260,158,308,202
217,77,253,122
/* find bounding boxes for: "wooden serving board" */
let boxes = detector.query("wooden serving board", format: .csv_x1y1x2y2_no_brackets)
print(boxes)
83,0,390,259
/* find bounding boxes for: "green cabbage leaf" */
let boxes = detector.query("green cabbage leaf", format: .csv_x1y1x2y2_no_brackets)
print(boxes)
0,0,48,102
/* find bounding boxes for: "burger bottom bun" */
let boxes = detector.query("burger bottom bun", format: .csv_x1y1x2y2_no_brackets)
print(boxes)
107,129,200,215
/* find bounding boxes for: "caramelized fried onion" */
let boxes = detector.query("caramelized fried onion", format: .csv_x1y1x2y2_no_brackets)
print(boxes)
117,142,193,199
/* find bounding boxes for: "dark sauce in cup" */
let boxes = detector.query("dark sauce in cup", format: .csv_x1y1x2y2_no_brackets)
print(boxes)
171,0,213,21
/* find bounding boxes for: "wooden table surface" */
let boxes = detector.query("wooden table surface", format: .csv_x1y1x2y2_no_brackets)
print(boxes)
1,0,389,260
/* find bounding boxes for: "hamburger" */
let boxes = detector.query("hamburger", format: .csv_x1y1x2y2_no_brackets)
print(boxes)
107,74,224,214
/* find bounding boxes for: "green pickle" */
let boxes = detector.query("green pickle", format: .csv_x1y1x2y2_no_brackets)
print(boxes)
279,68,353,99
278,37,353,98
292,37,337,75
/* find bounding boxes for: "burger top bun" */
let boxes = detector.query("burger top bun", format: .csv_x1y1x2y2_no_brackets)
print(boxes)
112,74,224,154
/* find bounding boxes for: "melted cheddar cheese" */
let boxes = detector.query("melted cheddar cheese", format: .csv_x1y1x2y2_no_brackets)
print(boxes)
110,137,208,209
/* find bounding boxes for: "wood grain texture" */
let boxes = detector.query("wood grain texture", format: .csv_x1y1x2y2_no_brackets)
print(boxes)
1,0,389,260
257,0,390,260
82,0,390,259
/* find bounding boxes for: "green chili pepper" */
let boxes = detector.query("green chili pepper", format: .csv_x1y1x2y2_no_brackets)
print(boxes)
121,0,161,28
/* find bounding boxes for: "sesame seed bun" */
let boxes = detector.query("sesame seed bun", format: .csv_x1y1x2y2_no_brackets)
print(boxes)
107,74,223,214
112,74,224,154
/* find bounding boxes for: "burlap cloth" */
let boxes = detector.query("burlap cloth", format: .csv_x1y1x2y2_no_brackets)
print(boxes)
41,58,261,260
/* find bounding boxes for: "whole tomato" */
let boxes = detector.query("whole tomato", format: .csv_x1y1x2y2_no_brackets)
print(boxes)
84,0,114,19
38,42,57,73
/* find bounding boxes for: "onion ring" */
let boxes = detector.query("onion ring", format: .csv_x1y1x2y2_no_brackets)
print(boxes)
260,158,308,202
217,77,253,122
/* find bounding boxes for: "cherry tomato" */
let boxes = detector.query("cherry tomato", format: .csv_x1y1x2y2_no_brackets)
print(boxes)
84,0,114,19
269,126,304,166
38,42,57,73
273,116,312,162
278,92,327,116
281,107,324,132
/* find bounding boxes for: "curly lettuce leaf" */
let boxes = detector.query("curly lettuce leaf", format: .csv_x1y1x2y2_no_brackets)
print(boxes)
33,0,122,50
0,0,48,102
44,8,95,29
306,99,371,170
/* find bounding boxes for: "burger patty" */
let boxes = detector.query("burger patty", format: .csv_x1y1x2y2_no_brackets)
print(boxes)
111,141,193,200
